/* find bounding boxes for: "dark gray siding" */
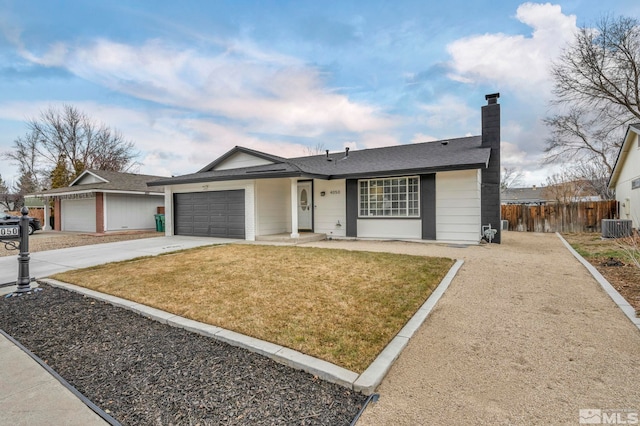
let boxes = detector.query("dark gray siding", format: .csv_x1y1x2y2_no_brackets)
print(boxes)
421,174,436,240
174,190,245,238
345,179,358,237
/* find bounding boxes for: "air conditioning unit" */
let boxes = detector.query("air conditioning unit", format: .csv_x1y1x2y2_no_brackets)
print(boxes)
602,219,632,238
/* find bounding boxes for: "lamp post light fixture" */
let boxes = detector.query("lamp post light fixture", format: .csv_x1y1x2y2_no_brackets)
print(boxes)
3,206,40,298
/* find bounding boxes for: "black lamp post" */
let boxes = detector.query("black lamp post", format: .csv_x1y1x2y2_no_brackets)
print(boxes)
15,206,32,293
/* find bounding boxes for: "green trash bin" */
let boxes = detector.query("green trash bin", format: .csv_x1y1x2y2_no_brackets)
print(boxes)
154,214,165,232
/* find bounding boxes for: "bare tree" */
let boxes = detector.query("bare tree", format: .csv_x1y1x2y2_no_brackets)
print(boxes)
304,142,327,156
500,167,524,191
568,160,616,200
542,170,587,204
544,15,640,177
0,174,21,211
4,105,139,189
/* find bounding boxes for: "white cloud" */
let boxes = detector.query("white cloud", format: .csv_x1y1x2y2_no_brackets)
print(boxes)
446,2,577,94
417,95,477,133
501,141,529,166
0,100,314,178
18,38,397,137
410,133,438,144
360,133,400,149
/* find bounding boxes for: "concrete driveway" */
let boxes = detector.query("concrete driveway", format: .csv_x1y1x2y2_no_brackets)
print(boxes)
0,236,232,286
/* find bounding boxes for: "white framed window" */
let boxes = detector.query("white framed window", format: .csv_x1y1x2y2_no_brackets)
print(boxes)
359,177,420,217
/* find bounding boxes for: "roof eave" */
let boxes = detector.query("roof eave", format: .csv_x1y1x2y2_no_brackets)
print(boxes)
148,171,311,186
327,162,487,180
26,188,164,198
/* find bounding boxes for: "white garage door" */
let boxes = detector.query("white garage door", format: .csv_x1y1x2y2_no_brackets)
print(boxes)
106,194,162,231
62,198,96,232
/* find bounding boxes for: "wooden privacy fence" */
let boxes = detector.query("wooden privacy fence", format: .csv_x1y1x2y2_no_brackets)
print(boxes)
501,200,619,233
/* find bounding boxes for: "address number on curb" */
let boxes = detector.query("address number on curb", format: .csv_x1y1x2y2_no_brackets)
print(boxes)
0,225,20,239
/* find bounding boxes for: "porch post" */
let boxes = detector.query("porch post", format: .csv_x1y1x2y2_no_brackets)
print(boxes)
290,179,299,238
43,197,50,231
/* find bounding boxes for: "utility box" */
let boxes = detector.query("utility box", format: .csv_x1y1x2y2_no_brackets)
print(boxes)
601,219,632,238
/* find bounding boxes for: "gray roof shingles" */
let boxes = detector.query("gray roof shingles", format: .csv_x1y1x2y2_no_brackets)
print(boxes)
31,169,166,196
148,136,490,186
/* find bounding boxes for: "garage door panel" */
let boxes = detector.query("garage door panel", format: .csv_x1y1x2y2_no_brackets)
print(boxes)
174,190,245,238
62,198,96,232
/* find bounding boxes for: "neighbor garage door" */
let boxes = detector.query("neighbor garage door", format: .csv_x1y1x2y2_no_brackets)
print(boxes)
61,198,96,232
174,190,245,238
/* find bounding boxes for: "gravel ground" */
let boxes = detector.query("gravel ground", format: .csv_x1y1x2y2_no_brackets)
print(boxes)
307,232,640,425
0,285,366,425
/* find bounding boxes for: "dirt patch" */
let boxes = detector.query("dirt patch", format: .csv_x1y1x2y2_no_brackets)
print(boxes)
562,233,640,314
0,231,162,257
0,284,366,425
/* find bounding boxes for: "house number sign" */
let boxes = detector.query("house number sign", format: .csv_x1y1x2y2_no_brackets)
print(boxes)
330,190,341,195
0,225,20,239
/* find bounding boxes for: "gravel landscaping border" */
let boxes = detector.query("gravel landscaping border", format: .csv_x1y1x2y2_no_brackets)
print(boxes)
0,284,366,425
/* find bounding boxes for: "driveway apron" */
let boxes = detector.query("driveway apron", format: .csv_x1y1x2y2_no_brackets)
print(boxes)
0,236,230,285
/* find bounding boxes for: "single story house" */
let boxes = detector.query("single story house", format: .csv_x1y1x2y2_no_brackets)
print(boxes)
502,183,602,206
27,169,165,233
609,123,640,229
501,186,547,205
149,94,502,244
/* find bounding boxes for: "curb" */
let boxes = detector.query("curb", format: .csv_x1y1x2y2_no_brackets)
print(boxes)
40,259,463,395
556,232,640,332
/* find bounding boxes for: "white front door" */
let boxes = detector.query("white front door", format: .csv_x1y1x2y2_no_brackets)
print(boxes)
297,181,313,231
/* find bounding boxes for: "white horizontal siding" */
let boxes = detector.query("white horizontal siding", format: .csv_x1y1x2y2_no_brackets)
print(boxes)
436,169,481,243
314,180,346,237
357,219,421,239
615,132,640,228
255,179,290,236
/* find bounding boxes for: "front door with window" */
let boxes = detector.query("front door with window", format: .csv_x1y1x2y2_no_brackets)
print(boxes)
297,181,313,231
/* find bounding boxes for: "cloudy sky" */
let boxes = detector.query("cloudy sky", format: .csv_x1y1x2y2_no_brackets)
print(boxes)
1,0,639,186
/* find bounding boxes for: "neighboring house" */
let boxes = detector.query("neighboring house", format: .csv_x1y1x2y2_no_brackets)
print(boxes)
501,186,547,205
26,170,165,233
149,94,502,244
609,123,640,229
502,183,603,206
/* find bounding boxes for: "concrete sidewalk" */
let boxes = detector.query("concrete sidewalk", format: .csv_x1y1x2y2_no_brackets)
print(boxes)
0,330,109,425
